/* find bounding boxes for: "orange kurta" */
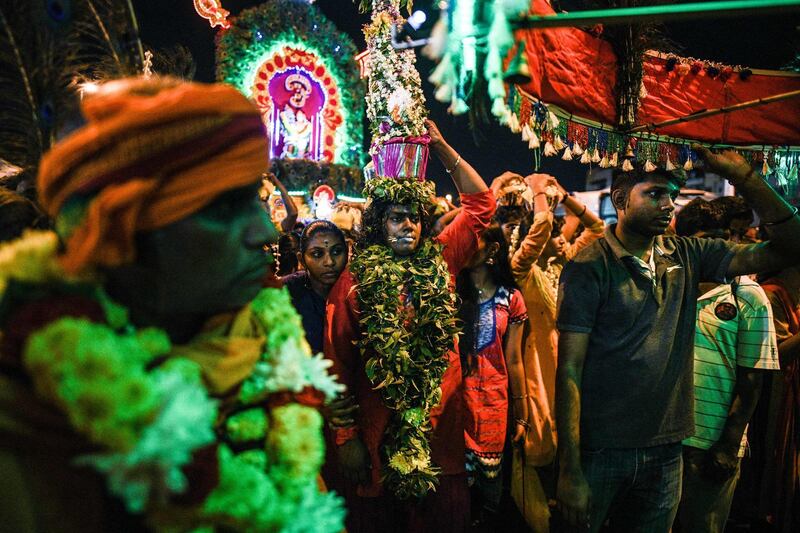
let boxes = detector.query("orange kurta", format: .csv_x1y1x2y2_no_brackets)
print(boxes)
511,212,603,465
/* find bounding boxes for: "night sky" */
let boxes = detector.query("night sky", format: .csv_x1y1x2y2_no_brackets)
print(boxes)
133,0,800,195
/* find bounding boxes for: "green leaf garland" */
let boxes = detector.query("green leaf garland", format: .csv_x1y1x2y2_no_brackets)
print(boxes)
350,239,460,498
363,176,435,207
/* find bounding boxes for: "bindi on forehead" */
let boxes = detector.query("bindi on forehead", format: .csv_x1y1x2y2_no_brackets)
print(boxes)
308,232,342,248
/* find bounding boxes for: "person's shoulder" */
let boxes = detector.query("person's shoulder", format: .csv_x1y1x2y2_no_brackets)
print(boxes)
328,269,357,302
281,270,306,285
734,277,771,309
567,237,608,265
560,241,609,287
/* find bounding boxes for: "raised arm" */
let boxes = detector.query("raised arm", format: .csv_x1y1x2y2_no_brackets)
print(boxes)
556,181,604,260
426,119,487,194
694,146,800,277
510,174,556,275
266,173,298,233
555,331,592,528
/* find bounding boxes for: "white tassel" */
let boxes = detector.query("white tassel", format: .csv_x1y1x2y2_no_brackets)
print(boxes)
580,150,592,164
422,17,448,60
572,141,584,156
665,157,676,171
609,152,619,167
548,111,560,130
622,159,634,172
591,148,601,163
428,55,450,86
521,123,532,142
683,155,693,171
599,154,610,168
508,113,521,133
488,78,506,101
492,99,508,119
528,131,540,149
543,141,557,157
644,159,657,172
553,135,566,151
434,84,451,103
562,146,573,160
762,159,770,175
449,98,469,115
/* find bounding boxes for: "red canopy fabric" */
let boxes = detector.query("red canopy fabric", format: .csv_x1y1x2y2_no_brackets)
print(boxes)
515,0,800,146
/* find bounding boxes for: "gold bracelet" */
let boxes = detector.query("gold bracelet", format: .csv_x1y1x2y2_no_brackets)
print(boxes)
511,393,529,400
515,418,531,429
445,154,462,174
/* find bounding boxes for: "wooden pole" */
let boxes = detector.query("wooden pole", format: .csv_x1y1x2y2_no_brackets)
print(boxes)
626,89,800,133
517,0,800,29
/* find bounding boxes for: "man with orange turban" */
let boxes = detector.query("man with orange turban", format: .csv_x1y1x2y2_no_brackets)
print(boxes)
0,77,345,532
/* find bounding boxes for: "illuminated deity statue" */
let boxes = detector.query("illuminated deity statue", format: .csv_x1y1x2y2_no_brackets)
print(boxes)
279,74,313,159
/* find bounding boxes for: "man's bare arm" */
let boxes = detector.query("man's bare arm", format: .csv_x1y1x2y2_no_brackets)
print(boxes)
707,366,763,478
556,330,592,527
694,146,800,277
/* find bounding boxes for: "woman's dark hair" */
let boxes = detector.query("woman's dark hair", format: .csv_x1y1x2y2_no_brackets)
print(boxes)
494,205,525,226
277,231,301,276
299,219,346,254
0,188,48,243
355,197,436,250
456,222,518,374
513,210,564,248
551,215,566,239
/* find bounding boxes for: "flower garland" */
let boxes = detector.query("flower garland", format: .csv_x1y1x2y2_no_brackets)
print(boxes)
0,231,345,532
349,239,460,498
363,0,428,150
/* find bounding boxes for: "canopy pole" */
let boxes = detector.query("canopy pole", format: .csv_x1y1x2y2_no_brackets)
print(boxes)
626,89,800,134
517,0,800,29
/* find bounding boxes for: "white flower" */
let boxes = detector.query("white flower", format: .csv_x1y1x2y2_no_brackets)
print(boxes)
388,87,413,115
302,353,345,401
77,363,218,512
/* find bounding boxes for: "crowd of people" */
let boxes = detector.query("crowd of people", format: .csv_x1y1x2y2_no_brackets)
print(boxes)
0,76,799,533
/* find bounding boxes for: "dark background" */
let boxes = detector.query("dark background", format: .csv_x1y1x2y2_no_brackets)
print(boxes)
133,0,800,194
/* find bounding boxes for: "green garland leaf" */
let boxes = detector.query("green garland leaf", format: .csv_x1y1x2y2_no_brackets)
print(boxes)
350,239,460,499
363,177,435,206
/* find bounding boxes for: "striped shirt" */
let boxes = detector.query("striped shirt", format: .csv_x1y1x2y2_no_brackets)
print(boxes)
683,277,780,456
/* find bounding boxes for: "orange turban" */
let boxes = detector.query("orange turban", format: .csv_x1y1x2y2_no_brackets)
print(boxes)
37,79,269,275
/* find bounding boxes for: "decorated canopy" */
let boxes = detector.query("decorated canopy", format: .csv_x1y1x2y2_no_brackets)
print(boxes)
514,0,800,147
428,0,799,197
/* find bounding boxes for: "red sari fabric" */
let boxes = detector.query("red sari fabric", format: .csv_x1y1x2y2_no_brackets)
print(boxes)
463,287,528,457
323,189,495,498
